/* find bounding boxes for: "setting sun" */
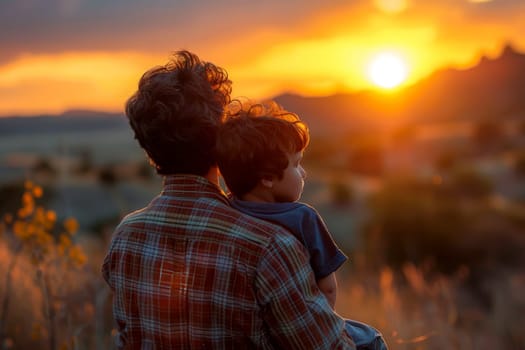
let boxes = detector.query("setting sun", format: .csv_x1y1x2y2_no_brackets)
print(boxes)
367,52,409,89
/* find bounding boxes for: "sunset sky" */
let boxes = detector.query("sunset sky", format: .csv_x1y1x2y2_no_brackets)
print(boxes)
1,0,524,116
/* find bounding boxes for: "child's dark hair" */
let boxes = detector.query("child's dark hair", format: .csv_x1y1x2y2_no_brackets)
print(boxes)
216,99,309,198
126,50,231,176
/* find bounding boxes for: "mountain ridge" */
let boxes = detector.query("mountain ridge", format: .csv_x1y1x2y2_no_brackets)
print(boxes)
274,43,525,135
0,112,127,136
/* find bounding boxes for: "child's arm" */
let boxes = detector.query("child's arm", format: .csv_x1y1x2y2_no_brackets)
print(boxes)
317,272,338,309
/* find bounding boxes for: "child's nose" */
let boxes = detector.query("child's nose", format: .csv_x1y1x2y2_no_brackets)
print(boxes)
300,167,307,179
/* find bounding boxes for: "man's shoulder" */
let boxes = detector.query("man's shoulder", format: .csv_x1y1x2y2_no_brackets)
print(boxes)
115,196,300,249
114,206,148,229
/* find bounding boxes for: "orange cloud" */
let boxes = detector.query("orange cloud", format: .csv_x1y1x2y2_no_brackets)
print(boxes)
0,52,161,115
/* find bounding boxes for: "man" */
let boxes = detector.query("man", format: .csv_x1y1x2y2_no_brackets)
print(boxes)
102,50,356,349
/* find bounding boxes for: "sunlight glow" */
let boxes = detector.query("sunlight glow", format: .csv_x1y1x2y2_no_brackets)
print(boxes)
367,52,409,89
374,0,408,14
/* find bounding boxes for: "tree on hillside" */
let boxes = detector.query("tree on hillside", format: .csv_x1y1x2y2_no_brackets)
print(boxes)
472,120,505,151
434,149,460,172
329,179,354,207
137,160,154,180
74,148,94,175
97,165,118,187
514,152,525,178
348,142,384,177
447,166,493,199
519,120,525,137
390,125,418,147
32,157,57,178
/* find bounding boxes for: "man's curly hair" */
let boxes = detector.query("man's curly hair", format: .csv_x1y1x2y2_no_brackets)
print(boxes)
126,50,232,176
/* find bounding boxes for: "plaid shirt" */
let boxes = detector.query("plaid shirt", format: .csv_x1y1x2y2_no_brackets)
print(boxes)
102,175,355,349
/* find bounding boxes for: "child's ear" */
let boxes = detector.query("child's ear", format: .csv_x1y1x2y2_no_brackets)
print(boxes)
260,176,274,189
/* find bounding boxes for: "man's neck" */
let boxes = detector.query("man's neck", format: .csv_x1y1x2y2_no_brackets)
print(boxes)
204,166,220,186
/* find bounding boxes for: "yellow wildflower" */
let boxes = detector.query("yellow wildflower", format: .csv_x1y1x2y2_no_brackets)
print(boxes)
69,245,87,266
34,207,46,224
59,234,72,249
35,229,52,246
22,191,34,206
63,217,79,235
17,207,29,219
13,221,28,239
46,210,56,223
32,185,43,198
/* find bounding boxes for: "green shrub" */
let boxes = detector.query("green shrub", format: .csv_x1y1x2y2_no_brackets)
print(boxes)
361,175,523,276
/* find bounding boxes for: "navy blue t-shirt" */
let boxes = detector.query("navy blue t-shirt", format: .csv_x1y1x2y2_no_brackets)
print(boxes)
230,199,348,279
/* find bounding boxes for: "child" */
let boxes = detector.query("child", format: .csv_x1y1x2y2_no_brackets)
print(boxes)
216,99,388,350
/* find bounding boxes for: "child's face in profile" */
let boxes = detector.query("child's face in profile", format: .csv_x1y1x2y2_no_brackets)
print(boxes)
271,151,306,203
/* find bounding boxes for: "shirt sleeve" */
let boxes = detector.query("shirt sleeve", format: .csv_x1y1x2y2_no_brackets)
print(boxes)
255,232,356,350
299,206,348,279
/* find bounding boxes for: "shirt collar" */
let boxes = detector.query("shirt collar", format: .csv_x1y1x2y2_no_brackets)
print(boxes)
161,174,229,205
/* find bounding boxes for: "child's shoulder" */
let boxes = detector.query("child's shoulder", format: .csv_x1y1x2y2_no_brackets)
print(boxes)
294,201,321,215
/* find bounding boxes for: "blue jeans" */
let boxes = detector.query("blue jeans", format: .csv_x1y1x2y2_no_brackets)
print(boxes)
345,319,389,350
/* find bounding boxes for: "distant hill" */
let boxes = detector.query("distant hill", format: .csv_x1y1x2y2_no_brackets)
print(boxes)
399,44,525,123
0,111,127,136
275,44,525,136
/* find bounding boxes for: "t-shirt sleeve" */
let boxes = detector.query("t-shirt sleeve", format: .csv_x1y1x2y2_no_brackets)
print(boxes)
298,205,348,279
255,232,356,350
